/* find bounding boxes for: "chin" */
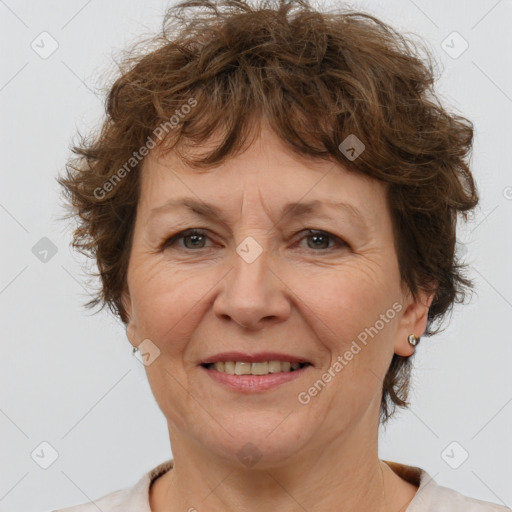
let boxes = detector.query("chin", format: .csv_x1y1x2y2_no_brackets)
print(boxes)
197,417,311,469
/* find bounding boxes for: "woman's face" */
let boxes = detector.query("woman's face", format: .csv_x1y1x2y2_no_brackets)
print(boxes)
124,125,431,467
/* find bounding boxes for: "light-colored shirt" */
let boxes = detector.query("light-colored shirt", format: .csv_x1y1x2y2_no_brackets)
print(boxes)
51,459,510,511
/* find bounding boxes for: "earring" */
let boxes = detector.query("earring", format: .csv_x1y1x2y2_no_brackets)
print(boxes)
408,334,420,346
132,346,140,356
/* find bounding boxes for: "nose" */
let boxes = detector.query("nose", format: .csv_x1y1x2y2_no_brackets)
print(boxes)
213,245,291,331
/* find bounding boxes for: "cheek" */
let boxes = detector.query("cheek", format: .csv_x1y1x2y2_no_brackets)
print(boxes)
303,261,393,329
295,269,397,422
293,262,398,378
128,264,209,424
128,259,215,350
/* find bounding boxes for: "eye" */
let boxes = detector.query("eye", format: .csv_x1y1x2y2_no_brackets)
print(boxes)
295,229,348,251
161,228,349,252
162,229,211,250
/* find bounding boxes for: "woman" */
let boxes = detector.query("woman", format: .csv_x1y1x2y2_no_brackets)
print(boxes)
55,0,509,510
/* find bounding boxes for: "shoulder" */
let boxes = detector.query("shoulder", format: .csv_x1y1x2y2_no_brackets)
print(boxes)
50,488,132,512
50,459,174,512
412,477,511,512
383,460,510,512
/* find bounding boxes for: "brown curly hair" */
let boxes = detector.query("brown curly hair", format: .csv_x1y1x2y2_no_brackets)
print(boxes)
57,0,479,423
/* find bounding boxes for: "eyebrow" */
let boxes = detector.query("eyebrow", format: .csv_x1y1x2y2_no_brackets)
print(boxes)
147,197,368,228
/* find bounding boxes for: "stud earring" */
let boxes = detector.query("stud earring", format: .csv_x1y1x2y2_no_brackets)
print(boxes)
408,334,420,346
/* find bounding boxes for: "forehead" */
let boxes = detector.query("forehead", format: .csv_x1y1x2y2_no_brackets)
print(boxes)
138,129,388,226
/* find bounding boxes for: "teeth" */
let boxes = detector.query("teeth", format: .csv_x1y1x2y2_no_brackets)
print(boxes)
250,362,268,375
268,360,282,373
224,361,235,374
211,360,307,375
235,362,252,375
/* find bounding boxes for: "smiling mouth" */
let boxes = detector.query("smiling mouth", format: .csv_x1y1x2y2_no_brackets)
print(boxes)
201,361,312,375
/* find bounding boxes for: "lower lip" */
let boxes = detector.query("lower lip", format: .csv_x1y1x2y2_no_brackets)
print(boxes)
201,365,311,392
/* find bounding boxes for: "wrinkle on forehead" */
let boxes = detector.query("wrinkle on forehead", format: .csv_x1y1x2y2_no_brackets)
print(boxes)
139,127,388,236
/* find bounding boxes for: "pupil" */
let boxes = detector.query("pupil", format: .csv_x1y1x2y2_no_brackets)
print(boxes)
310,234,328,249
186,234,203,248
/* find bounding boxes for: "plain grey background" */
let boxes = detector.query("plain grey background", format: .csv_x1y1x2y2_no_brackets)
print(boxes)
0,0,511,511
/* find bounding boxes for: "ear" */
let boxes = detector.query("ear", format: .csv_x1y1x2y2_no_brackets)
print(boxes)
121,287,136,346
394,284,436,357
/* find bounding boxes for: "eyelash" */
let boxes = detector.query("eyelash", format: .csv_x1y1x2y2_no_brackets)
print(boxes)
162,228,348,252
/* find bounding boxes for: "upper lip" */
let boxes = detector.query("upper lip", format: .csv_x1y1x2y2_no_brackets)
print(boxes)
200,352,311,365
